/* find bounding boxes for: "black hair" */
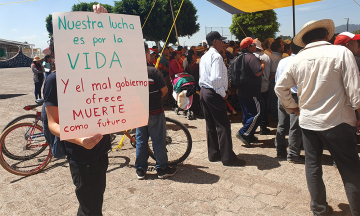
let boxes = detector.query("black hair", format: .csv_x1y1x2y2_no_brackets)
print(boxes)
177,46,183,51
284,44,291,53
186,49,195,64
207,40,214,47
229,41,235,46
44,54,51,62
275,37,282,41
271,41,282,52
169,51,177,61
290,41,303,54
144,43,149,53
152,46,157,49
302,28,328,45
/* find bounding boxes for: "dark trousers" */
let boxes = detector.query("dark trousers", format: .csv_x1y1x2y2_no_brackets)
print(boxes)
275,94,302,158
70,154,109,216
302,124,360,216
259,91,269,128
200,88,238,165
269,80,278,120
34,80,43,99
238,96,265,139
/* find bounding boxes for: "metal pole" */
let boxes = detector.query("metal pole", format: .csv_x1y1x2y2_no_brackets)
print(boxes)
292,0,296,37
347,18,349,31
169,0,180,46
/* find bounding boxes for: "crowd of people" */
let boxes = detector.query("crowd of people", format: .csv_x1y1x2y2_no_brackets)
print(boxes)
27,4,360,216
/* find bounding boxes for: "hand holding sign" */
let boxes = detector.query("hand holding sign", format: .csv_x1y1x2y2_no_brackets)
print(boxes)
53,11,149,140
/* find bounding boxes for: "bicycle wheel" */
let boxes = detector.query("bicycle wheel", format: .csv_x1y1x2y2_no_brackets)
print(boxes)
2,114,39,132
148,117,192,165
2,114,42,160
0,122,52,176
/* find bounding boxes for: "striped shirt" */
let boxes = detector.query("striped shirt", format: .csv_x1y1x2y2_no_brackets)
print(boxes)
199,47,228,97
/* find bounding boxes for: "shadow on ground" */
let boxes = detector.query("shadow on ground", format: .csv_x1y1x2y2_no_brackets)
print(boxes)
142,164,220,184
0,94,26,100
107,155,130,173
332,203,352,216
238,153,282,170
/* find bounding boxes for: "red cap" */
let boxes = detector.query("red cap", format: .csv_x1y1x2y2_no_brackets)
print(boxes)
174,50,182,54
240,37,256,49
149,48,156,54
334,32,360,45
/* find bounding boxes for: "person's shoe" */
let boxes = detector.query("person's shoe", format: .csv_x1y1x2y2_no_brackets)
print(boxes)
209,158,221,162
232,110,237,115
157,166,177,179
227,111,231,116
250,136,259,142
260,127,271,135
276,151,287,159
235,132,252,147
136,169,146,180
288,155,305,164
224,158,246,167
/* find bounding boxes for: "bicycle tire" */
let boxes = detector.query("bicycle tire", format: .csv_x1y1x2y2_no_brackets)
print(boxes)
148,117,192,165
2,114,39,132
2,114,43,160
0,122,52,176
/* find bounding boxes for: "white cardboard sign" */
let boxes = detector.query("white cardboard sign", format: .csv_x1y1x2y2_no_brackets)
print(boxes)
52,12,149,140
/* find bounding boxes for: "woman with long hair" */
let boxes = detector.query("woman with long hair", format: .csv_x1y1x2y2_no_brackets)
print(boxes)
31,56,45,99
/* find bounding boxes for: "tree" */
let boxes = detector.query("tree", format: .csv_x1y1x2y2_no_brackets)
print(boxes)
113,0,200,46
353,30,360,34
229,10,280,42
45,2,113,37
45,14,53,37
71,2,113,13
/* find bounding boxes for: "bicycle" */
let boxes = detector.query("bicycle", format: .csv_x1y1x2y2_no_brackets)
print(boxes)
0,104,192,176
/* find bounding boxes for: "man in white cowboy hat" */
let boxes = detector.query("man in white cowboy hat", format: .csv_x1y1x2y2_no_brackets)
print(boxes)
275,19,360,216
253,39,276,135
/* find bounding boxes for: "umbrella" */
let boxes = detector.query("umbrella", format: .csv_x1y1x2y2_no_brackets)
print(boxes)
207,0,321,37
43,47,50,55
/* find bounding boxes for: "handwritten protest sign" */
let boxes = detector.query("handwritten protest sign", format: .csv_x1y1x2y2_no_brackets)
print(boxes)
52,12,149,140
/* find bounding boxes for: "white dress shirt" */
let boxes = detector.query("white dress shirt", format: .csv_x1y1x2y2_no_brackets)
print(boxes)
254,51,276,92
199,47,228,97
275,41,360,131
275,54,298,94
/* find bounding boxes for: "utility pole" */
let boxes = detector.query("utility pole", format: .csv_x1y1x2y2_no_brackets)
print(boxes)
344,18,349,31
170,0,180,46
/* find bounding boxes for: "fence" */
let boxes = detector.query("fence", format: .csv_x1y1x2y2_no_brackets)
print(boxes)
205,27,237,41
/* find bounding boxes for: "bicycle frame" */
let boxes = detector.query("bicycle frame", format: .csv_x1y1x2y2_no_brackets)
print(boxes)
23,111,48,149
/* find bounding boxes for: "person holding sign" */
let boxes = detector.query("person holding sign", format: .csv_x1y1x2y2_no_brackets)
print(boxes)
44,5,111,216
135,43,177,180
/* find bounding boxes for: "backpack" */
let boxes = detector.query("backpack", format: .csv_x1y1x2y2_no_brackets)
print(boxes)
228,52,255,87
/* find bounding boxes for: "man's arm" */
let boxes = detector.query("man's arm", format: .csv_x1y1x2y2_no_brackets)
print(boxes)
342,49,360,112
274,64,298,114
45,106,103,149
255,60,265,77
160,86,168,98
211,55,227,98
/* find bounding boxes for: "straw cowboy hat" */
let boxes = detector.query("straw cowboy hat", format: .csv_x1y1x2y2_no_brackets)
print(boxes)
33,56,41,62
293,19,335,47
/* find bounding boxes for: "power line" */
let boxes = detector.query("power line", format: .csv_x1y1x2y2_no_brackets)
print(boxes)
353,0,360,7
0,0,37,5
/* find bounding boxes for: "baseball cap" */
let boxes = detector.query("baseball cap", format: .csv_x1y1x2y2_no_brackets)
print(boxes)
254,39,263,50
240,37,256,49
149,48,156,54
334,32,360,45
206,31,227,45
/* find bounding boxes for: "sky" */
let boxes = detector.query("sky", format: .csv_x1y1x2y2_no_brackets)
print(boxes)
1,0,360,50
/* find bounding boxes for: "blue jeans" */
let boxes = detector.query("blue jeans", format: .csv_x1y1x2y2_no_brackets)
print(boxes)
135,113,167,171
44,72,51,80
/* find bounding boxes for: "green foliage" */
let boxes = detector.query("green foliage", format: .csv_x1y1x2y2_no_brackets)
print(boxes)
113,0,200,44
45,14,53,37
71,2,113,13
353,30,360,34
278,35,292,41
230,10,280,42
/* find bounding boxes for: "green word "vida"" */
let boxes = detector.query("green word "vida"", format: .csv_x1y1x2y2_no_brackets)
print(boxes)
67,51,122,70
